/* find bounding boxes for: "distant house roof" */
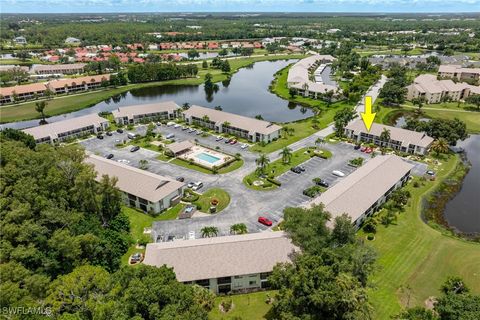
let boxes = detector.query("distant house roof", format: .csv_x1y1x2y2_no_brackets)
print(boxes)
306,155,414,226
183,105,282,136
22,113,108,141
0,82,47,97
287,55,337,93
47,74,110,90
112,101,180,119
85,154,184,203
439,64,480,75
143,231,298,282
410,74,479,95
345,118,434,148
166,140,194,155
32,63,86,73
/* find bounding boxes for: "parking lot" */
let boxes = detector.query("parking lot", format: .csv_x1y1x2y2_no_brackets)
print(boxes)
80,125,428,241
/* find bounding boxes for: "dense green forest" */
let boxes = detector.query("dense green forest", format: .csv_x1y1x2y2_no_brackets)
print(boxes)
1,13,479,51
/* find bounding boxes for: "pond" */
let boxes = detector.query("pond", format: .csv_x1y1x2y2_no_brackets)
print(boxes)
393,115,430,128
2,59,313,130
443,134,480,234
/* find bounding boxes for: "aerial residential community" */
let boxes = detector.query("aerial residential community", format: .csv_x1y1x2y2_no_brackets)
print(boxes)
1,4,480,320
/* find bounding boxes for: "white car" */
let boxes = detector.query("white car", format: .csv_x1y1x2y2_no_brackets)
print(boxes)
117,159,130,164
166,133,175,139
240,144,248,149
332,170,345,177
174,124,181,128
192,182,203,191
167,121,175,127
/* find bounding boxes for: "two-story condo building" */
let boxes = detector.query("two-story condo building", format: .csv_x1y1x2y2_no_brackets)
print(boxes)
344,119,434,155
112,101,180,125
0,83,47,104
144,232,298,294
85,155,184,214
47,74,110,94
22,113,109,144
182,105,282,143
438,65,480,82
307,155,414,228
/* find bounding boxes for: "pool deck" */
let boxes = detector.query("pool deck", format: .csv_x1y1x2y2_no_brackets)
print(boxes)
178,145,232,169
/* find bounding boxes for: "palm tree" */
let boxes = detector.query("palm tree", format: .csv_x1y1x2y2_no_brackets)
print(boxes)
182,102,191,110
230,223,248,235
379,128,391,147
280,147,292,164
430,138,449,155
255,153,270,176
201,226,219,238
315,137,325,149
311,117,319,129
35,101,48,124
214,105,223,111
412,97,425,114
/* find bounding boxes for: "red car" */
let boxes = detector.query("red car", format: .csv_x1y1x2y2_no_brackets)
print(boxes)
365,147,373,154
360,146,367,152
229,139,237,145
258,216,272,226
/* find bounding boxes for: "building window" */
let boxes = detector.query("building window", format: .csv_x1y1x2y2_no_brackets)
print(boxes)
249,280,257,285
217,277,232,285
195,279,210,287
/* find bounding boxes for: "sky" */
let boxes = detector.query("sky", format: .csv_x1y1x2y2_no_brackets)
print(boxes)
2,0,479,13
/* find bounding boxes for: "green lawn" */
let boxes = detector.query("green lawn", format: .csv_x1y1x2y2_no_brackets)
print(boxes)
209,290,276,320
362,155,480,318
121,204,183,265
194,188,231,213
0,54,306,124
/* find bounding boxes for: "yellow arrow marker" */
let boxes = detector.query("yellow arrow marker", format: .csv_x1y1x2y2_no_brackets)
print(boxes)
361,96,376,132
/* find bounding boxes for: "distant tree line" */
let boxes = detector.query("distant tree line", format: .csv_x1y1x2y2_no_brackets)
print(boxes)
126,63,198,83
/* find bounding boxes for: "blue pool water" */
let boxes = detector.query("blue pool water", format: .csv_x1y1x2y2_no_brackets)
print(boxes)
196,152,221,164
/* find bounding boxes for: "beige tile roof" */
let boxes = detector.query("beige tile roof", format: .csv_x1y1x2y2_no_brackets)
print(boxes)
346,118,434,148
85,154,184,203
143,231,298,282
32,63,86,72
183,105,282,135
307,155,414,225
166,140,194,154
47,74,110,90
22,113,108,140
439,64,480,75
0,82,47,96
112,101,180,119
287,54,335,84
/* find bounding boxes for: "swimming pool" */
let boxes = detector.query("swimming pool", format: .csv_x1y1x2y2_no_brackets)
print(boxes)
196,152,221,164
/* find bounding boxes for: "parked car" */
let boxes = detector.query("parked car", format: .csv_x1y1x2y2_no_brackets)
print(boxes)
360,146,367,152
240,144,248,149
258,216,273,227
216,136,224,141
156,122,162,126
127,132,136,139
298,165,306,172
167,122,175,127
106,131,113,136
187,182,195,188
166,133,175,139
192,182,203,191
229,139,237,145
426,170,435,176
354,144,361,150
224,138,232,144
365,147,373,154
130,253,143,263
174,124,181,128
176,177,185,182
188,128,196,133
117,159,130,164
116,128,124,133
196,130,203,135
96,134,104,139
315,179,329,187
182,126,189,130
130,146,140,152
332,170,345,177
291,166,302,174
105,154,114,159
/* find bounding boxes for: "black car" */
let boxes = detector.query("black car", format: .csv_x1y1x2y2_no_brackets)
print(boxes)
290,167,302,174
315,179,329,188
224,138,232,144
105,154,114,159
354,144,361,150
96,134,104,139
130,146,140,152
298,165,306,172
176,177,185,182
116,128,124,133
106,131,113,136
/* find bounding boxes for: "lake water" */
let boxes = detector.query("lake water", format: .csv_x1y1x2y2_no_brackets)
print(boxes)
2,59,313,130
443,134,480,234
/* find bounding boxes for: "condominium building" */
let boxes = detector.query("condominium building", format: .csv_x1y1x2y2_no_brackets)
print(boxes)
182,105,282,143
438,65,480,82
22,113,109,144
112,101,180,125
0,83,47,104
307,155,414,228
32,63,87,75
406,74,480,104
85,155,184,214
344,119,433,155
47,74,110,94
143,232,298,294
287,54,338,99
